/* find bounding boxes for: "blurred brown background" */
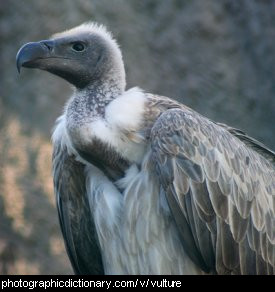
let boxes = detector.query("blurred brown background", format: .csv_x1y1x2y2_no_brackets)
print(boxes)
0,0,274,274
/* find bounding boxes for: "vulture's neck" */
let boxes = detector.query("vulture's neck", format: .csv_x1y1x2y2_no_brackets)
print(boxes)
73,76,125,118
66,75,130,180
72,46,126,118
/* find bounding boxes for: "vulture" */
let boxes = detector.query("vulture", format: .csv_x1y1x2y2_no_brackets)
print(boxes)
16,23,275,275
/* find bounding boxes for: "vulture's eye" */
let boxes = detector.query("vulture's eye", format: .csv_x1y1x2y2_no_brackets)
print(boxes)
71,42,86,52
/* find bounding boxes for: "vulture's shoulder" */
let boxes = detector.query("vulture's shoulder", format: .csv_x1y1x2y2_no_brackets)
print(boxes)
147,93,275,168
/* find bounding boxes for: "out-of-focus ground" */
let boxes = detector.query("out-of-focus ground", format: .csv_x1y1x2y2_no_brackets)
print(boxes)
0,0,274,274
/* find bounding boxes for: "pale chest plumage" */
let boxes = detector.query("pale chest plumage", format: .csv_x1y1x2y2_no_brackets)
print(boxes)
65,87,147,164
85,161,202,275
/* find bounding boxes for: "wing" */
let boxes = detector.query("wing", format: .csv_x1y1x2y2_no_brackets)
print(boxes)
150,108,275,274
52,141,104,274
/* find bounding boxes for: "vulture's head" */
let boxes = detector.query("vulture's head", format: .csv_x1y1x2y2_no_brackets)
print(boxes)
16,23,125,90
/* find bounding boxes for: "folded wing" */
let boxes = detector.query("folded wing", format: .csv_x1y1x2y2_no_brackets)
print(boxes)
53,142,104,274
150,107,275,274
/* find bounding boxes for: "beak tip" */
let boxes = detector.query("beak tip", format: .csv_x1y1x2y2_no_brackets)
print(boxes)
16,49,23,74
16,64,21,74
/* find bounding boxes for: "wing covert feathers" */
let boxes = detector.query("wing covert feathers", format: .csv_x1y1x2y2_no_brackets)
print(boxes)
150,107,275,274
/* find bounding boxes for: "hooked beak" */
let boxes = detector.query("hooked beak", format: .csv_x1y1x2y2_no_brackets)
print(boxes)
16,40,55,73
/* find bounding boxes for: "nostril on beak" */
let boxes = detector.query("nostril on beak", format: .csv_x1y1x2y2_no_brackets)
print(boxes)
40,40,54,52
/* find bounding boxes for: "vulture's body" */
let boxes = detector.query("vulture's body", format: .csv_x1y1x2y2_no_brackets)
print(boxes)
17,23,275,275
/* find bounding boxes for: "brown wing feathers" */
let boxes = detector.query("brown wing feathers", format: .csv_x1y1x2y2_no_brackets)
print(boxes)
53,143,104,274
150,107,275,274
